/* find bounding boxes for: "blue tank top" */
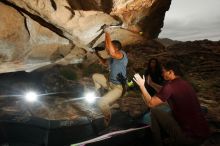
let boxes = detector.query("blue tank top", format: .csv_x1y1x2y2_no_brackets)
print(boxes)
108,50,128,84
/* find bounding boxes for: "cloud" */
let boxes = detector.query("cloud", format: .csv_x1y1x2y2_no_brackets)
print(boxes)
159,0,220,41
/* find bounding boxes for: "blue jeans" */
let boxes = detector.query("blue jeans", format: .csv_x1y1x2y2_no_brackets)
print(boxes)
140,103,171,125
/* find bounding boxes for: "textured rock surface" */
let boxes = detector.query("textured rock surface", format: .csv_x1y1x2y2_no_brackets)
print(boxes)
0,2,73,73
0,0,171,73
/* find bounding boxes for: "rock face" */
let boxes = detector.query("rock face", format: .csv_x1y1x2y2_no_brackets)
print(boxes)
0,0,171,73
0,2,73,73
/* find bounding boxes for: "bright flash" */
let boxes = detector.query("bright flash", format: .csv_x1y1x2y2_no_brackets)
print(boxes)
24,91,38,102
84,92,99,104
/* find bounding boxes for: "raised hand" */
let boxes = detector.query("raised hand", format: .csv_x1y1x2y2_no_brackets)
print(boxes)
133,73,145,87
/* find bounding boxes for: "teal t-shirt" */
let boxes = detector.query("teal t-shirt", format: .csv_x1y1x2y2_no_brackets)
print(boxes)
108,50,128,84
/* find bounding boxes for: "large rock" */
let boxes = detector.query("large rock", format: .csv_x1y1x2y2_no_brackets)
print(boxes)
0,0,171,73
0,2,73,73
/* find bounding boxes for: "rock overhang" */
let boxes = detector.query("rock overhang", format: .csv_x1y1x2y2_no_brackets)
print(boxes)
0,0,171,73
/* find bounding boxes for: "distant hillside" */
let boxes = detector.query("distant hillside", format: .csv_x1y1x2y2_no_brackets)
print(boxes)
156,38,182,47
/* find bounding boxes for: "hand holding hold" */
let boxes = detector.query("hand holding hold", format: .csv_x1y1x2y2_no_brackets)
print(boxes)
102,24,113,33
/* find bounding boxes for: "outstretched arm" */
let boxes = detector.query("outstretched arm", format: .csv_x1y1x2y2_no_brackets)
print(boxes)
133,73,163,107
105,31,123,59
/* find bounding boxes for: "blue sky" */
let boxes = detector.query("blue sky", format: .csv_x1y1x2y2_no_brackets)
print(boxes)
159,0,220,41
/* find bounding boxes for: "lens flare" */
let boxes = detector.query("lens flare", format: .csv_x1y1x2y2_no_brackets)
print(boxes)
84,92,99,104
24,91,38,102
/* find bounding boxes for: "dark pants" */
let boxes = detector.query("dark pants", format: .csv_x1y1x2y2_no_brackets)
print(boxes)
150,105,203,146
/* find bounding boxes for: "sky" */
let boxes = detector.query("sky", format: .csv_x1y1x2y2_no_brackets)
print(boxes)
159,0,220,41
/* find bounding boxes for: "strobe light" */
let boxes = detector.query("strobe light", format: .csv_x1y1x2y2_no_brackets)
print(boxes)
24,91,38,102
84,92,99,104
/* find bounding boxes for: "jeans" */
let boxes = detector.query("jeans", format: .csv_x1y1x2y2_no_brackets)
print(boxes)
150,104,203,146
140,103,171,125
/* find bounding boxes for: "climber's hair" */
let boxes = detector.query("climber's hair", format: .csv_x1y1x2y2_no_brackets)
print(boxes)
112,40,122,50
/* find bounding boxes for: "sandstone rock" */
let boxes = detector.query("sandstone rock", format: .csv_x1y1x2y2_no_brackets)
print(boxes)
0,2,72,73
0,0,171,73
